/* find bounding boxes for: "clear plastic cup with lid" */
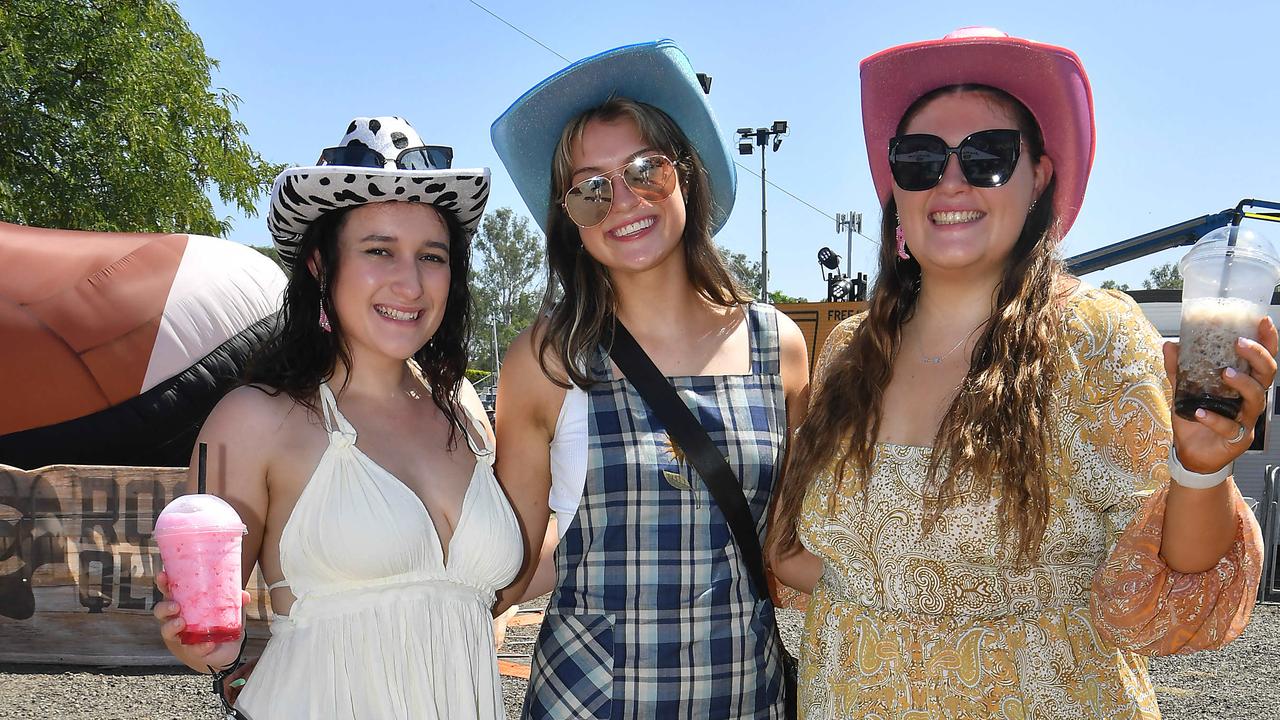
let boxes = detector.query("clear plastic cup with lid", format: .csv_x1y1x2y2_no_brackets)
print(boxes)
1175,225,1280,421
154,494,247,644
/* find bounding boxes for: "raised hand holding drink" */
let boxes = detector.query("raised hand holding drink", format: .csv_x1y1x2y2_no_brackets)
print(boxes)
154,494,247,644
1175,226,1280,421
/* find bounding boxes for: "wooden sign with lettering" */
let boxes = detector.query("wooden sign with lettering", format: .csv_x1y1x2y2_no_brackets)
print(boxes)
775,302,867,372
0,464,270,665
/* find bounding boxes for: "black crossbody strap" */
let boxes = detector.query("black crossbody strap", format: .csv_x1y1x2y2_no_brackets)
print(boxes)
608,321,770,600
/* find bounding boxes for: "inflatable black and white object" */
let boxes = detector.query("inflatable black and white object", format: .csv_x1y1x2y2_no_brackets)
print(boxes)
0,222,287,469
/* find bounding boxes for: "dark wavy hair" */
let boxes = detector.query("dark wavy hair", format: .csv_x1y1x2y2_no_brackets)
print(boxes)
535,97,751,388
243,202,473,447
774,85,1067,566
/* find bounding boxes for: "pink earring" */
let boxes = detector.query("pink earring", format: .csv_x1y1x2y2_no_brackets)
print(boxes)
895,223,910,260
318,278,332,333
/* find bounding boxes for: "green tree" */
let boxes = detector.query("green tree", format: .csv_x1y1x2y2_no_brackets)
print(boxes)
1142,262,1183,290
717,245,807,303
769,290,807,304
718,244,762,298
1099,279,1130,291
469,207,545,373
0,0,281,236
252,245,283,269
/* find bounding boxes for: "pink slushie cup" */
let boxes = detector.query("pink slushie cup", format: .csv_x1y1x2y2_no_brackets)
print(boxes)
154,494,247,645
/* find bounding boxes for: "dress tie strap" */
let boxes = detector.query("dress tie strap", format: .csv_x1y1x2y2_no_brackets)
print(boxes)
318,383,358,448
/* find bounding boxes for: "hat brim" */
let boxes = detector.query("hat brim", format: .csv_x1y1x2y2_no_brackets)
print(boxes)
491,39,735,236
268,166,490,271
860,33,1095,238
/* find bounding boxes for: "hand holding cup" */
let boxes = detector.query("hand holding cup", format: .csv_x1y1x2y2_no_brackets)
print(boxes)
1164,315,1279,474
153,570,251,672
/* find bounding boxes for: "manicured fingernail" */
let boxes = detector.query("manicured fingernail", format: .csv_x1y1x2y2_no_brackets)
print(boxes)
1225,367,1238,378
1238,337,1249,347
230,679,246,688
1196,409,1207,419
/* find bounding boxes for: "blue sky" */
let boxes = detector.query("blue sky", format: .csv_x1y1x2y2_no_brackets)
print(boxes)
177,0,1280,298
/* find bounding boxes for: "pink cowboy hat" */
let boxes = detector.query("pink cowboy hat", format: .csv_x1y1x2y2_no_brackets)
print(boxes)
860,27,1095,238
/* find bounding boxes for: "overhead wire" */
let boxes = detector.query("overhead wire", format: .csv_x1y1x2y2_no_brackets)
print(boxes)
732,160,878,246
466,0,880,249
467,0,570,63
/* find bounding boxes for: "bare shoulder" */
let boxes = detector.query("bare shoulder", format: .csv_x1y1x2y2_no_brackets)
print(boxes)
503,324,565,396
505,323,557,374
773,308,811,388
774,309,808,359
201,385,299,445
499,323,567,436
191,384,315,504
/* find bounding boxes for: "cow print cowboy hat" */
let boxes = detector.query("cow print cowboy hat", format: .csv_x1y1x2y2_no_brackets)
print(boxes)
268,116,491,271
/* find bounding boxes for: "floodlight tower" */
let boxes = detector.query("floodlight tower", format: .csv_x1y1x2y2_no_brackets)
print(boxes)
736,121,788,302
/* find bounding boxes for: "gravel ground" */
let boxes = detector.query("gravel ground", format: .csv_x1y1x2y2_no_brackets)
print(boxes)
3,603,1278,719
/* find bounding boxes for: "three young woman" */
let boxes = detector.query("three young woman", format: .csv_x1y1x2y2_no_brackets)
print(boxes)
154,32,1268,720
769,28,1267,719
154,117,522,719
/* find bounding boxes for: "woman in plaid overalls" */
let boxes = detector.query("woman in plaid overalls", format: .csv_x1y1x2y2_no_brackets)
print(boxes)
491,41,810,718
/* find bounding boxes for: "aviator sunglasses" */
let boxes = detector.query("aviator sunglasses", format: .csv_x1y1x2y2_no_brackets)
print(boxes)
561,154,679,228
888,129,1022,191
318,144,454,171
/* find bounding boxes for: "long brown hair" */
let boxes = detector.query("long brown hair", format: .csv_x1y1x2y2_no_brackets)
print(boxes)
774,85,1066,565
535,97,750,388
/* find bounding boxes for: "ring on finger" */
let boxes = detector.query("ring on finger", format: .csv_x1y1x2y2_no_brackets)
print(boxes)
1228,423,1248,444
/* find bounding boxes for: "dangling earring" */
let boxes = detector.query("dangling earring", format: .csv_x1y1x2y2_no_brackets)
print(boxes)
318,277,332,333
895,220,910,260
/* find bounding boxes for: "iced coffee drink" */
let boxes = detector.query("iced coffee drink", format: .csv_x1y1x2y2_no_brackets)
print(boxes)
1175,296,1266,420
1175,225,1280,422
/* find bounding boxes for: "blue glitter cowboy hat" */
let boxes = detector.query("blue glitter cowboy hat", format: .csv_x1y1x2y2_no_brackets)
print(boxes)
491,39,736,235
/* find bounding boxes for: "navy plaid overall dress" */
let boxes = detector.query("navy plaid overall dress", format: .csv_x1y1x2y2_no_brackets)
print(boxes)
524,302,787,719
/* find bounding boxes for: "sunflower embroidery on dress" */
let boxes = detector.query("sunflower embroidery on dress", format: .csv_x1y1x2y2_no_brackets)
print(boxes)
662,433,701,507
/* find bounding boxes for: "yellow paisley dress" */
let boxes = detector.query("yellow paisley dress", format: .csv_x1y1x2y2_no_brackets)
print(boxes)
796,285,1263,720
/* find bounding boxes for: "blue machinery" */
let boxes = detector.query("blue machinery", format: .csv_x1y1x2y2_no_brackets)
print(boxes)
817,200,1279,302
1065,198,1280,275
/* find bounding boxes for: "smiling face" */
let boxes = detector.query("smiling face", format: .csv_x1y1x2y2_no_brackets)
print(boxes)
567,117,688,278
324,201,452,364
892,90,1053,281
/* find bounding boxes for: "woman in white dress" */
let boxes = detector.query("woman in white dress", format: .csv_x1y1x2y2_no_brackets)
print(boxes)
152,117,523,719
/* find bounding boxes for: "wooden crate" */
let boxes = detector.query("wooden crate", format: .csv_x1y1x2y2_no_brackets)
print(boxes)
774,302,867,373
0,464,270,665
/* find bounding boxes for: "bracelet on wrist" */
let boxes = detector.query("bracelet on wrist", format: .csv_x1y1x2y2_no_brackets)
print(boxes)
1168,446,1231,489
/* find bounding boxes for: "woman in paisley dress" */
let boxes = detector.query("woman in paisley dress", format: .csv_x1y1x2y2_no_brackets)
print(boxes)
769,28,1269,720
490,41,808,718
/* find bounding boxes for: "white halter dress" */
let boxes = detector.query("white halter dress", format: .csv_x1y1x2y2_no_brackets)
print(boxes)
235,380,523,720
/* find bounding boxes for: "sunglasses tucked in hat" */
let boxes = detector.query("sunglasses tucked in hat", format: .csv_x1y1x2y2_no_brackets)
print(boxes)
491,40,736,236
860,27,1095,238
268,116,491,271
